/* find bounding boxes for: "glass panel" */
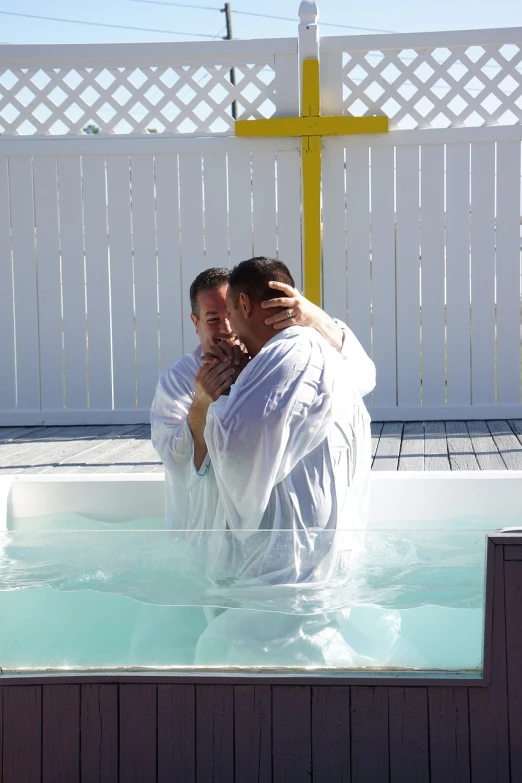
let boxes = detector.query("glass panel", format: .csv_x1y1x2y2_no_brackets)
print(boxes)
0,515,491,674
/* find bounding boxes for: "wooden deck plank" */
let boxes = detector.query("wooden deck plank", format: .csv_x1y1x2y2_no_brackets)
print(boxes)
389,687,429,783
311,686,350,783
466,420,506,470
350,686,389,783
0,421,519,473
424,421,451,471
42,684,80,783
504,560,522,783
195,685,234,783
2,686,42,783
488,420,522,470
158,684,196,783
370,421,383,465
428,687,470,783
372,422,403,471
234,685,272,783
445,421,480,470
272,686,312,783
80,684,119,783
119,684,157,782
398,422,425,471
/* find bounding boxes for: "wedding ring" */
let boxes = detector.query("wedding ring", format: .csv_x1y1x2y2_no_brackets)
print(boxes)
286,309,293,320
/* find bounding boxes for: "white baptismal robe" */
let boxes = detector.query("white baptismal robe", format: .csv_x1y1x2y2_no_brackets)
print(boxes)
203,327,370,585
150,319,375,537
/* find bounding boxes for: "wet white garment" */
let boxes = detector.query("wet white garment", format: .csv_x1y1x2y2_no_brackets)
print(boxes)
203,326,371,586
150,320,375,535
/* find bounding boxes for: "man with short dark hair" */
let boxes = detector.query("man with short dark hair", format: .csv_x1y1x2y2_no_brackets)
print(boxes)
151,260,374,533
192,257,372,665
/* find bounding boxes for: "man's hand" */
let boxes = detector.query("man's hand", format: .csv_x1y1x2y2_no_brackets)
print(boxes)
194,362,237,406
261,281,343,352
201,340,246,367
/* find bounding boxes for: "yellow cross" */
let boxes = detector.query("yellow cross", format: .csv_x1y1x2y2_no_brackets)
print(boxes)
236,59,389,305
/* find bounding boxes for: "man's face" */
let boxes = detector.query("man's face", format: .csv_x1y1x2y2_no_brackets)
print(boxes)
191,284,232,354
225,287,245,342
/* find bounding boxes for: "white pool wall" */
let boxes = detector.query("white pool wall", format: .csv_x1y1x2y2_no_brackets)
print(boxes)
1,471,522,530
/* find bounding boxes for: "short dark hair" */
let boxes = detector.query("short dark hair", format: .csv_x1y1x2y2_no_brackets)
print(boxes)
189,268,230,318
228,257,294,306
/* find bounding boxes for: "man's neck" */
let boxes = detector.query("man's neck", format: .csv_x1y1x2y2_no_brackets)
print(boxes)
245,324,290,357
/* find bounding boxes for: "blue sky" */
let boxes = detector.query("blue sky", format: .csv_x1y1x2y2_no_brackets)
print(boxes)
0,0,521,45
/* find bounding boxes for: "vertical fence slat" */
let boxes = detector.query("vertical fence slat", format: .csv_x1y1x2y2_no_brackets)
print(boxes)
195,684,234,783
446,143,471,406
106,154,135,409
274,52,299,116
83,154,112,410
227,149,253,265
119,684,157,782
272,686,312,783
234,685,272,783
322,144,347,320
155,154,184,372
276,149,302,290
33,157,63,412
470,142,496,405
130,155,160,409
80,684,118,783
8,156,39,411
252,150,277,258
158,684,196,783
395,145,421,408
203,152,229,268
179,153,205,353
311,686,350,783
420,143,446,407
58,156,88,412
496,140,521,405
371,145,397,408
346,145,371,356
351,686,389,782
428,687,470,783
42,684,80,783
0,157,16,410
389,687,429,783
2,686,42,783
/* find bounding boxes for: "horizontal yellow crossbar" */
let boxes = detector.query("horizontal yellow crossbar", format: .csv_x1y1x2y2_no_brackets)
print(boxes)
236,115,388,138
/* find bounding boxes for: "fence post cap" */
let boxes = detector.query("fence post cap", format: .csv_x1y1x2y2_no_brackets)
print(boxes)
298,1,318,26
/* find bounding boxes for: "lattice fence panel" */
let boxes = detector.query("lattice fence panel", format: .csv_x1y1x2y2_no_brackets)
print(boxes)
0,63,277,135
335,39,522,129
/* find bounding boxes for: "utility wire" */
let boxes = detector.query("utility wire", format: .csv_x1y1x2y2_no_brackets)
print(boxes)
0,9,221,38
126,0,399,34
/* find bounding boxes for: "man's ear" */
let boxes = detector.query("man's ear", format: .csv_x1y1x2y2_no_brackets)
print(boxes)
239,292,252,318
190,313,198,331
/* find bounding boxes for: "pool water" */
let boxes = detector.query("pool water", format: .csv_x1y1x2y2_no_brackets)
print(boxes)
0,513,491,672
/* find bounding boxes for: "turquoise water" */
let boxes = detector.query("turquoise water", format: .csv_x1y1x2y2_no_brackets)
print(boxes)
0,513,491,672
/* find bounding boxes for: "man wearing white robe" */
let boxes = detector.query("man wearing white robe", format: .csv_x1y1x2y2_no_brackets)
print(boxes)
191,258,373,666
151,267,375,538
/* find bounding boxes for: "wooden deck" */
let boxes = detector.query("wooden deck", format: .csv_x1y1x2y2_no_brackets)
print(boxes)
1,420,522,473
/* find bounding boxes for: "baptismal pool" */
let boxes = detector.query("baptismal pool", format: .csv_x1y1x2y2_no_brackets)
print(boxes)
0,472,520,675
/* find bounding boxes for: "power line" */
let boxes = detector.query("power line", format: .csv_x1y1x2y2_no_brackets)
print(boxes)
126,0,399,34
0,9,221,38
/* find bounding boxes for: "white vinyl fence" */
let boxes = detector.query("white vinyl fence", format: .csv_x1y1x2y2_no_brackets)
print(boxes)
0,13,521,424
320,27,522,420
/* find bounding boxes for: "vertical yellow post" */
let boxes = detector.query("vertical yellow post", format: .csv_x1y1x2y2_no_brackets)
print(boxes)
301,59,322,305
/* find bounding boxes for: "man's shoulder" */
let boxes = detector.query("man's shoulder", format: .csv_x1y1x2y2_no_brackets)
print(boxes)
159,346,202,388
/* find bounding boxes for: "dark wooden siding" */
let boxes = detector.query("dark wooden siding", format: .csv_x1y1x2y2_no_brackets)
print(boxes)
1,537,521,783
